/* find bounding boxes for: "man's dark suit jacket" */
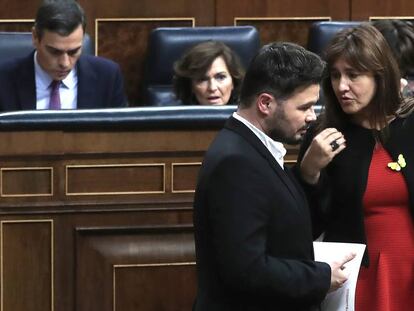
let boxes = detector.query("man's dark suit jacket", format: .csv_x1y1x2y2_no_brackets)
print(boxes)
0,51,127,111
193,116,331,311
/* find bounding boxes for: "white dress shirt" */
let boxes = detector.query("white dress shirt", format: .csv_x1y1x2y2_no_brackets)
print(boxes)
233,112,287,169
34,52,78,109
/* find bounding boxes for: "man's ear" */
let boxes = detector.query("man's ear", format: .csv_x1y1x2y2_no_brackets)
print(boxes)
32,26,39,47
257,93,274,115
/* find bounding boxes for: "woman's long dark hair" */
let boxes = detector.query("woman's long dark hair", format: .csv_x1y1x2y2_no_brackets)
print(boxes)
319,23,414,135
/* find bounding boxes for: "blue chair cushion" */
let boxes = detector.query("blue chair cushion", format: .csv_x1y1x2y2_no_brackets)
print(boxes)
307,21,361,56
145,26,260,85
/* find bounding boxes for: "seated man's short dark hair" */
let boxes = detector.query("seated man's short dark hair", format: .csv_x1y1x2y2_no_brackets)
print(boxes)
35,0,86,39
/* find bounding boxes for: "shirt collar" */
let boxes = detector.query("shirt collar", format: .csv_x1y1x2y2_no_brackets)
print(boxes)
33,51,77,90
233,112,286,169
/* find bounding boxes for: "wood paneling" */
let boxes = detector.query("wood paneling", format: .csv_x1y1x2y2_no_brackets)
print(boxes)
114,264,196,311
0,1,39,19
62,130,217,153
1,220,53,311
0,1,413,310
96,18,194,106
54,211,194,311
370,16,414,22
171,163,201,193
0,122,206,311
351,0,414,21
236,17,330,47
66,163,165,195
0,131,62,156
0,0,413,105
0,20,33,32
75,225,196,311
216,0,350,25
78,0,214,27
1,168,53,197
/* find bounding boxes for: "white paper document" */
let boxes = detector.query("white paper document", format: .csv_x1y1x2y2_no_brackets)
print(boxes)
313,241,366,311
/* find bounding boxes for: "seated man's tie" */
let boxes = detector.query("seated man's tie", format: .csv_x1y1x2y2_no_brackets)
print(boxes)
49,80,61,109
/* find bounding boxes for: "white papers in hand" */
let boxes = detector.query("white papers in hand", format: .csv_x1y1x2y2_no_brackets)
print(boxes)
313,241,366,311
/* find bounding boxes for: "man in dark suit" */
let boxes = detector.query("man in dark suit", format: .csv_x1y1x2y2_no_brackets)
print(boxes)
0,0,127,111
193,42,355,310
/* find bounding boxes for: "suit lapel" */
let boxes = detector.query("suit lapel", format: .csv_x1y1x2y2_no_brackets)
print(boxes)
76,56,98,109
16,52,37,110
225,116,304,205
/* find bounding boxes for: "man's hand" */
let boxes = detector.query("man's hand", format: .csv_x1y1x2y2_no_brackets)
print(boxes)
328,252,356,292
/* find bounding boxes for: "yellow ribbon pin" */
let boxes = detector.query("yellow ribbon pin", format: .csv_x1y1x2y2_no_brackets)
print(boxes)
387,154,406,172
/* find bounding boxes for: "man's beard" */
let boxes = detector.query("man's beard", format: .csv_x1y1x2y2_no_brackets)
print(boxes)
268,126,304,145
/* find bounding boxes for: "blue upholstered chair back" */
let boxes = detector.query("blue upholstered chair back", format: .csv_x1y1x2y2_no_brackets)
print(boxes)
307,21,361,56
0,32,94,63
143,26,261,106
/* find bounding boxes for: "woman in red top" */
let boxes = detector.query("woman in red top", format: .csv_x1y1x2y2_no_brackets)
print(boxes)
298,23,414,310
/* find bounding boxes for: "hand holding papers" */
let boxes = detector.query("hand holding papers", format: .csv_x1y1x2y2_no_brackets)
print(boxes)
327,251,356,292
313,242,366,311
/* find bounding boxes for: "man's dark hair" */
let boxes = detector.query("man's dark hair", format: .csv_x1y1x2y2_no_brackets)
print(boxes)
239,42,325,108
34,0,86,39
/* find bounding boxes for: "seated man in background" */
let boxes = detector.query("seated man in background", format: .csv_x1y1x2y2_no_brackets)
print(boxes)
372,19,414,97
173,41,244,105
0,0,127,111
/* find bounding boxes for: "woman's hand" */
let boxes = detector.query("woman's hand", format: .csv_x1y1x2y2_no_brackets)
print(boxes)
300,128,346,184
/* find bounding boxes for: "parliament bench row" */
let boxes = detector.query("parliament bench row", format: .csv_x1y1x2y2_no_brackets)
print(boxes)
0,21,361,107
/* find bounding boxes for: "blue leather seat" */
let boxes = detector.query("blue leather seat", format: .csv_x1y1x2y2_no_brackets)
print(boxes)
143,26,261,106
0,32,94,63
307,21,361,56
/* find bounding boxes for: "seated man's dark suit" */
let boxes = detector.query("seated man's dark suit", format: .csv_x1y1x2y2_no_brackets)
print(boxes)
0,51,127,111
193,116,331,311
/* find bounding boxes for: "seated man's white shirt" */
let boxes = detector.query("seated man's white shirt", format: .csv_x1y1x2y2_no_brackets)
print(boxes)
233,112,286,169
34,52,78,109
